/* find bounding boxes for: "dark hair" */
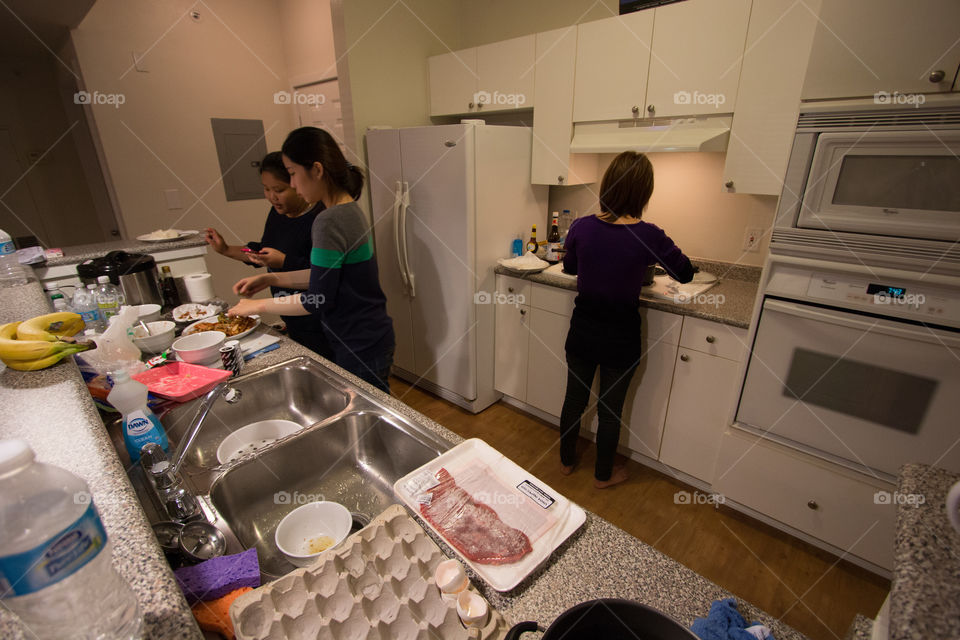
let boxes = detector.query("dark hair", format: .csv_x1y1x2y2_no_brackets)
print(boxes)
259,151,291,183
281,127,364,200
599,151,654,219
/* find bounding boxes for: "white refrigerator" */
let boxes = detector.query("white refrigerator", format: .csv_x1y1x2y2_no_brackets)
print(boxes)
366,123,547,412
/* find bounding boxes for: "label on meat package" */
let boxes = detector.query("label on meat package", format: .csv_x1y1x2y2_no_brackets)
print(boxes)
516,480,555,509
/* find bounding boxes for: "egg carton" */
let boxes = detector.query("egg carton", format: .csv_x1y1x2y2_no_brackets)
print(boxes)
231,504,507,640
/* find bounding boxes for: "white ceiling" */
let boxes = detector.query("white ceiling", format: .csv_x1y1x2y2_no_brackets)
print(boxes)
0,0,95,58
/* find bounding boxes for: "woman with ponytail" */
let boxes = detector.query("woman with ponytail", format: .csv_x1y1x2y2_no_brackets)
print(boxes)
227,127,395,393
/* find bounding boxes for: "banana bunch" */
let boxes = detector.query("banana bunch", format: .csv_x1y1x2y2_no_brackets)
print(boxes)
0,312,93,371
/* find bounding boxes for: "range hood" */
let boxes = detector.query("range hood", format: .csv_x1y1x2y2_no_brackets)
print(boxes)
570,116,731,153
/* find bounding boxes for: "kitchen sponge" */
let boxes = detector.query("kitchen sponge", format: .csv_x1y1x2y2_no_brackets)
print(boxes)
174,547,260,605
191,586,252,640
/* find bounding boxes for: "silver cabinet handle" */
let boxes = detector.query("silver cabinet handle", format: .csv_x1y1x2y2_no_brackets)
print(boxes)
807,500,819,510
706,335,716,344
468,102,475,109
557,175,565,184
520,309,526,316
647,104,655,114
724,180,734,189
680,354,689,362
929,69,946,83
632,105,640,115
507,287,515,293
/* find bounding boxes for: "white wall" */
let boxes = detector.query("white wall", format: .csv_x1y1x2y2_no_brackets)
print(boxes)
457,0,617,48
279,0,337,87
71,0,298,300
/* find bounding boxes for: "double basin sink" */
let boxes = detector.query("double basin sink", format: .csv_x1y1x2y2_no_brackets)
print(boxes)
134,356,452,579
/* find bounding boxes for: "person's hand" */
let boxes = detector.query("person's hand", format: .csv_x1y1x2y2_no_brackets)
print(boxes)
204,228,228,254
247,247,286,269
233,274,272,296
227,298,263,317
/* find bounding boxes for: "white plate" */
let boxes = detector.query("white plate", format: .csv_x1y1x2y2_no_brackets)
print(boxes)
182,315,260,341
136,229,200,243
172,303,221,323
394,438,586,592
496,257,548,274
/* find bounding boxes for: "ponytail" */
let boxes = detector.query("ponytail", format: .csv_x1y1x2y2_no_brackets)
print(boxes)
281,127,364,200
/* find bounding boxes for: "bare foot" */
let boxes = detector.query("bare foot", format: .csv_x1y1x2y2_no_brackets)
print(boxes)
560,463,575,476
594,466,628,489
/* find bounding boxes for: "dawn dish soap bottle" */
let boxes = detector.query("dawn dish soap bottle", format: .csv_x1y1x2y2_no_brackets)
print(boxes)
107,370,168,463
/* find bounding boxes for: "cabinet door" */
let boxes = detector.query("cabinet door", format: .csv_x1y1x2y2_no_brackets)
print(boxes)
723,0,822,195
659,347,740,482
428,48,478,116
526,308,571,417
476,35,535,112
573,11,653,122
621,339,679,459
532,27,599,186
645,0,751,118
802,0,960,100
494,303,530,400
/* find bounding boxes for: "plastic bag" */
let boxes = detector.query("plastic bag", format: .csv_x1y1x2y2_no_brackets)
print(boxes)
75,306,146,410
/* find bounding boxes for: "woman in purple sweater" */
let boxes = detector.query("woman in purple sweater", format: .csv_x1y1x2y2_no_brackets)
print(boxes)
559,151,694,488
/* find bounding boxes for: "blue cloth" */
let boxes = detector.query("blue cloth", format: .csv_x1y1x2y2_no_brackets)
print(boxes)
691,598,775,640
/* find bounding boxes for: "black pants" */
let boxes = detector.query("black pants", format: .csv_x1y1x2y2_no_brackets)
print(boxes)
559,351,638,481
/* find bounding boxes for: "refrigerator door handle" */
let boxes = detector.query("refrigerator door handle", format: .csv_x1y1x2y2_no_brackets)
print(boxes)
400,181,415,297
392,180,410,293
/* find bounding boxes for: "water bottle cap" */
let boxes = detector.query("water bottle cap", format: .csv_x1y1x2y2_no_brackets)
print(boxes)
0,439,35,475
97,275,110,284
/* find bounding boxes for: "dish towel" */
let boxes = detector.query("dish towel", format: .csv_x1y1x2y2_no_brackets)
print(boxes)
691,598,775,640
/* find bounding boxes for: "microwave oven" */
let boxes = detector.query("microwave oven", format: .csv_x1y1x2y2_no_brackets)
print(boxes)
774,96,960,244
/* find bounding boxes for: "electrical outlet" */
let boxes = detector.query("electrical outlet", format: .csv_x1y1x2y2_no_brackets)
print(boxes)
742,227,764,252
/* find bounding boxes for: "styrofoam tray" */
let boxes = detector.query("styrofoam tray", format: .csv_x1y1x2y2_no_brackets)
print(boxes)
393,438,586,592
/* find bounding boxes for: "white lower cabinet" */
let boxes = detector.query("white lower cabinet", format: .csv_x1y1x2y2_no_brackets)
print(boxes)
494,302,529,401
526,307,570,417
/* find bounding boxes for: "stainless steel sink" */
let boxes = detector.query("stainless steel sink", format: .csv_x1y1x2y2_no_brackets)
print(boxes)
137,356,452,579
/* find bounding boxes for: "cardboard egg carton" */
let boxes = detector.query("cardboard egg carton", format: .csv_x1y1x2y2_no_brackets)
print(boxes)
231,504,506,640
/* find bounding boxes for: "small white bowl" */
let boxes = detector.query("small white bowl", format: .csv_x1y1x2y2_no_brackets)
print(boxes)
216,419,302,465
132,320,176,354
134,304,162,323
275,501,352,567
171,330,226,363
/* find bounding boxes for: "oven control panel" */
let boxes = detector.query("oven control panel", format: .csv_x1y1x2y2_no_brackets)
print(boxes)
806,272,960,325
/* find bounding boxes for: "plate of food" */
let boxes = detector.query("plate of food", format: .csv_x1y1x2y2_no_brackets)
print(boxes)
136,229,200,242
182,314,260,340
172,303,221,323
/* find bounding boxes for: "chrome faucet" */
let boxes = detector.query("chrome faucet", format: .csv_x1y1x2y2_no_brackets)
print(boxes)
140,443,200,522
168,382,230,476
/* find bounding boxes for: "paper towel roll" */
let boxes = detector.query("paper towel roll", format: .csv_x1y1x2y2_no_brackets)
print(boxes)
183,272,215,302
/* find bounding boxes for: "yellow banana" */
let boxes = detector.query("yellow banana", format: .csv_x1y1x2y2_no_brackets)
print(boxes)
0,321,91,366
2,351,78,371
16,312,85,342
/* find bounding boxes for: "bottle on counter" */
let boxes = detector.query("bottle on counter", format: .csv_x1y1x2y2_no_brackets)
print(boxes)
107,370,169,463
545,212,561,263
511,234,523,258
0,439,143,640
525,225,538,254
95,276,123,325
0,228,28,287
159,266,181,309
73,284,104,332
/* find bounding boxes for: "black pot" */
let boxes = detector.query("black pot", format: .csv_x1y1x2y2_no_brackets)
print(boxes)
505,599,698,640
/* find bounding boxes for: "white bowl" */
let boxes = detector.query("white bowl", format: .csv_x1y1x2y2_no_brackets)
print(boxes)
216,419,302,465
132,320,176,354
134,304,162,323
275,501,352,567
171,330,226,363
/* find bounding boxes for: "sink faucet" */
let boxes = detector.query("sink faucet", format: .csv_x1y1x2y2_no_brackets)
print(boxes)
168,382,230,476
140,443,201,522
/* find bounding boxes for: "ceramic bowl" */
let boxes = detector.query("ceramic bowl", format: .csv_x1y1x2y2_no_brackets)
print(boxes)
171,330,226,363
216,419,302,465
275,501,352,567
131,320,176,354
134,303,162,323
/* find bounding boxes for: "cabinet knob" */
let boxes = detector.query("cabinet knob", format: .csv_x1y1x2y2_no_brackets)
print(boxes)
724,180,735,189
929,69,947,83
647,104,655,114
705,335,716,344
632,105,640,115
807,500,819,510
557,175,565,184
468,102,475,109
680,353,689,362
508,287,515,293
520,309,526,316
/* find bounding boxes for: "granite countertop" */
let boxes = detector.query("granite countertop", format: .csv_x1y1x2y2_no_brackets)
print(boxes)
889,463,960,639
0,282,806,640
495,258,761,329
42,235,208,268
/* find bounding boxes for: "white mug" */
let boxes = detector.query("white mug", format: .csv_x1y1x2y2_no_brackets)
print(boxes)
947,480,960,534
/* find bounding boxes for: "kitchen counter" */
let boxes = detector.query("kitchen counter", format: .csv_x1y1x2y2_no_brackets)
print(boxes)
41,234,208,268
495,258,761,329
0,281,807,640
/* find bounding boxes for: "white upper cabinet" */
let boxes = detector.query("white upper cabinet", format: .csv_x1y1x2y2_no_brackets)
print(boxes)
644,0,752,118
573,11,654,122
802,0,960,100
723,0,822,195
429,36,535,117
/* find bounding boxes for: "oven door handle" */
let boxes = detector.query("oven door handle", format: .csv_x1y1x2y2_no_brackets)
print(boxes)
763,299,960,348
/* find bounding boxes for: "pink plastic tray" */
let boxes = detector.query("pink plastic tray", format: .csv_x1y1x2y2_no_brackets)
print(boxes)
133,362,231,403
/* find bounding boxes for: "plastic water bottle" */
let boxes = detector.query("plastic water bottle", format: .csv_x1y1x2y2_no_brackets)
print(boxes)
73,284,104,332
0,439,143,639
107,370,169,463
0,228,27,287
95,276,123,325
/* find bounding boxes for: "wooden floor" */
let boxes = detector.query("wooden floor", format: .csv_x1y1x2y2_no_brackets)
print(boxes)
390,377,890,640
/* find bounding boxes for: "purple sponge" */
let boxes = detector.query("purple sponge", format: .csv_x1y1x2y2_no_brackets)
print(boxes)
174,547,260,604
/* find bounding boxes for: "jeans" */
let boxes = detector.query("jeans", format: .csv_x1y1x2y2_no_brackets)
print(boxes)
341,345,393,395
559,351,638,481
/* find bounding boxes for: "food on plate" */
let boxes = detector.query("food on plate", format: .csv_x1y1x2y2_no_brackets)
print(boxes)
142,228,181,240
172,304,218,322
419,468,532,565
187,314,256,337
